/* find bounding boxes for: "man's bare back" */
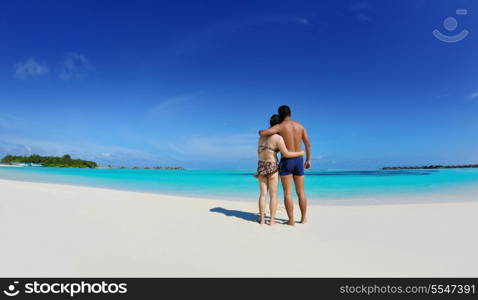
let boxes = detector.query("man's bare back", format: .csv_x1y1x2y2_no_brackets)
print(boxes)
276,120,305,152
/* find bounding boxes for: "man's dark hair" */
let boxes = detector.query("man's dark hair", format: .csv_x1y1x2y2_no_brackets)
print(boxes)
269,114,282,127
278,105,291,120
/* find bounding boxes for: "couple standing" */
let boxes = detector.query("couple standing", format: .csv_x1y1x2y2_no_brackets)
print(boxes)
254,105,311,226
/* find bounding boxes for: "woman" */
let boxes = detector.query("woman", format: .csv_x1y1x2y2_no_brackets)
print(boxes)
254,114,305,225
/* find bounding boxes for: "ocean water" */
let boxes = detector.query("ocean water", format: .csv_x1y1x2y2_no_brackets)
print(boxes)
1,166,478,204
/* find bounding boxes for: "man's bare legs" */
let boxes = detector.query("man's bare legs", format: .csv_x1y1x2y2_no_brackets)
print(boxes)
268,173,279,225
258,175,268,224
293,175,307,224
281,175,295,225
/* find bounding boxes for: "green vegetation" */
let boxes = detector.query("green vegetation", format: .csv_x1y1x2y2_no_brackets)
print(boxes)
382,164,478,170
1,154,98,168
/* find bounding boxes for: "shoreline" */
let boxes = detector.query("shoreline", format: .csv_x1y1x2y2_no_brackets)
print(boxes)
1,177,477,207
0,175,477,206
1,178,478,277
0,164,23,167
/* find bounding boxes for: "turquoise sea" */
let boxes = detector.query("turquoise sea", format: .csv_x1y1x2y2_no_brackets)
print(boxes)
1,166,478,204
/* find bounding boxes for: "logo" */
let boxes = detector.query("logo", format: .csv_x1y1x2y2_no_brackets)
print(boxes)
433,9,469,43
2,281,128,297
3,282,20,297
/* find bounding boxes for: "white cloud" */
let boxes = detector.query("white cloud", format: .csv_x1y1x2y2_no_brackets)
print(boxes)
160,133,258,161
14,58,49,79
0,113,25,129
173,15,312,55
242,15,312,28
350,1,372,22
350,1,371,11
146,92,201,119
294,17,311,25
356,13,372,22
0,135,166,167
469,92,478,100
59,52,92,80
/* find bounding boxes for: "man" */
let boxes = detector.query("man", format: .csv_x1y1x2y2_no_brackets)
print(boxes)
259,105,311,225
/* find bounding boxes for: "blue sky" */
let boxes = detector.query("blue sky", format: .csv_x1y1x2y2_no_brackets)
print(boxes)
1,0,478,169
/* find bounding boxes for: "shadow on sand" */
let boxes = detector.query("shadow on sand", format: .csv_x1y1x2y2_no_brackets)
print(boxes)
209,207,287,223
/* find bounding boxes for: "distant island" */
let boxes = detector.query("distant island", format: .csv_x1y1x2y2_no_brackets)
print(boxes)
101,165,185,170
382,164,478,170
1,154,185,170
1,154,98,168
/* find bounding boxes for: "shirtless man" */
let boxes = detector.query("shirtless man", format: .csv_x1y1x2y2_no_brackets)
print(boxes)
259,105,311,225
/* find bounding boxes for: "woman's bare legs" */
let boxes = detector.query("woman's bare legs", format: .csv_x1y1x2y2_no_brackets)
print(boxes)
268,173,279,225
258,175,268,224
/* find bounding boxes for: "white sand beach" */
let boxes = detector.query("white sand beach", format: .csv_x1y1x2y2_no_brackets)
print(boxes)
1,178,477,277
